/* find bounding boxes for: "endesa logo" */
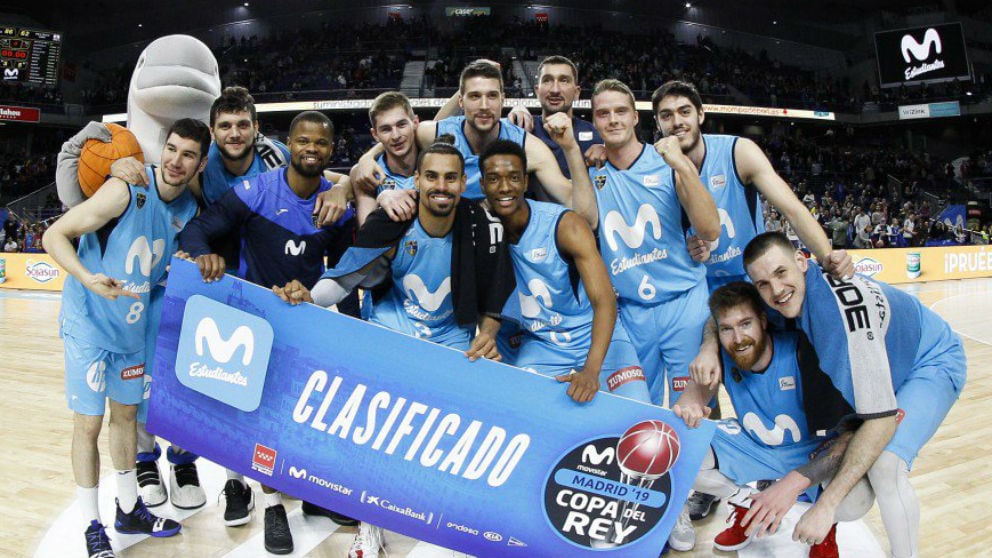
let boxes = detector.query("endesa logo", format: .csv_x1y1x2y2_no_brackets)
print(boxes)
175,295,274,412
252,443,276,476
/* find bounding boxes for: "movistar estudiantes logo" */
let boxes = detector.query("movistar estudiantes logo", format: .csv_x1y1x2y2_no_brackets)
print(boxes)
125,236,165,277
402,274,451,312
901,28,941,63
176,295,273,412
602,204,661,251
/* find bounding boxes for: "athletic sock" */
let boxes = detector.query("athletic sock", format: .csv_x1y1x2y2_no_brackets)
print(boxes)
116,469,138,513
78,485,100,525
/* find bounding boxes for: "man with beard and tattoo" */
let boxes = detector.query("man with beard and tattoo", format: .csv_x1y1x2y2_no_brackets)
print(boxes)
673,282,874,558
179,111,355,555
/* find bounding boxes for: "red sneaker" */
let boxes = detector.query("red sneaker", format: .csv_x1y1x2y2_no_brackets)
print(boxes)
809,523,839,558
713,503,755,551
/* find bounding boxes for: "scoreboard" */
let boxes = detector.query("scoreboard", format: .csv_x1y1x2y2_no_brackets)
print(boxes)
0,27,61,87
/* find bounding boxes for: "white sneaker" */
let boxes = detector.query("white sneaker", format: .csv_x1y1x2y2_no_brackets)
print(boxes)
667,507,696,552
136,460,167,507
169,463,206,509
349,522,385,558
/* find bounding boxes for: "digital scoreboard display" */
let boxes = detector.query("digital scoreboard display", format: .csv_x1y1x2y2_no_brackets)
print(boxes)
0,27,62,87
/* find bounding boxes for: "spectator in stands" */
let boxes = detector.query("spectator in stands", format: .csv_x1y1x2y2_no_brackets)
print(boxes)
828,209,850,249
4,236,18,252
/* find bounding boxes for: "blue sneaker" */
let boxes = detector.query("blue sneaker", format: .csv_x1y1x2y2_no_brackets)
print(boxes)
114,497,181,537
85,520,115,558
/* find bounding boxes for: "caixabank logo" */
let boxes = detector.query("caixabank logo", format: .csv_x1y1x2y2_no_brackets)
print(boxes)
543,420,680,550
175,294,274,412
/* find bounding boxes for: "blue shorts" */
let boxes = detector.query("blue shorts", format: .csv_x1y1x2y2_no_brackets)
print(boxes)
64,334,146,415
515,321,651,403
495,319,523,366
887,353,963,468
137,286,164,423
712,419,823,500
619,281,709,406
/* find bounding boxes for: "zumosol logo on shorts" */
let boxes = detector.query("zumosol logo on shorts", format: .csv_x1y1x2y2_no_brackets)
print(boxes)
175,295,274,412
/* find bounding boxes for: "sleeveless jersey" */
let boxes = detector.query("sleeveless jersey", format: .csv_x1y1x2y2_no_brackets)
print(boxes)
200,135,289,205
591,144,705,305
722,331,810,448
694,135,762,279
509,200,591,355
374,153,416,195
529,115,600,201
61,166,197,353
435,116,527,200
798,261,966,418
370,220,472,348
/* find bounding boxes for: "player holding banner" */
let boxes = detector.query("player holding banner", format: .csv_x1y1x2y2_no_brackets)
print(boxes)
479,139,651,404
741,231,966,558
43,119,206,558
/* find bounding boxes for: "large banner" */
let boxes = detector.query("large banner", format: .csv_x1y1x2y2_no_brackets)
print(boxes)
850,245,992,284
149,259,715,557
0,252,66,291
875,23,971,88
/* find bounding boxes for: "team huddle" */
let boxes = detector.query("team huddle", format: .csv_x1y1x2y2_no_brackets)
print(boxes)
46,56,966,558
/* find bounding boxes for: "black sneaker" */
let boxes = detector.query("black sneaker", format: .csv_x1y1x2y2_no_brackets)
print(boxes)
136,460,167,507
301,500,359,526
264,504,294,555
686,491,720,521
222,479,254,527
114,497,181,537
84,520,115,558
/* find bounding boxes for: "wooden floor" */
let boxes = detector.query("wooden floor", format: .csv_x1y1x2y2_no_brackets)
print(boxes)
2,278,990,557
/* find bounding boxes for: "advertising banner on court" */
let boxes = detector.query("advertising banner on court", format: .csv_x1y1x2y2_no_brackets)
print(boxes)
849,245,992,284
149,259,715,558
0,252,66,291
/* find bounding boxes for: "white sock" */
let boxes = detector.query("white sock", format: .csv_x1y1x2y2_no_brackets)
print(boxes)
226,469,246,483
117,469,138,513
264,491,283,509
78,485,100,525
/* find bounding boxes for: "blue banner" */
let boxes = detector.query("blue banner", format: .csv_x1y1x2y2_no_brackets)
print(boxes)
149,258,715,557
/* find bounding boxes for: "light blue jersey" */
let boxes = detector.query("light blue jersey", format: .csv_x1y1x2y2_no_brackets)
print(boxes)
435,116,526,200
694,135,763,288
61,167,198,354
797,260,966,465
370,220,472,349
374,153,416,195
591,144,706,305
200,136,289,205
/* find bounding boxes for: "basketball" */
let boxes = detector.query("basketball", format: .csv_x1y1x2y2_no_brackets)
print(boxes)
617,420,681,480
77,123,145,197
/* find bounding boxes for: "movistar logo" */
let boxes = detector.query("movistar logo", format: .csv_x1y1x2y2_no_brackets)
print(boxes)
581,445,615,466
285,239,307,256
289,466,307,479
602,204,661,251
519,278,553,319
708,208,737,251
742,412,802,446
902,28,941,63
195,317,255,366
125,236,165,277
402,275,451,312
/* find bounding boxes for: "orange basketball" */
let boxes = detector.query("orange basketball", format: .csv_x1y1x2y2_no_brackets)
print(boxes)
78,123,145,197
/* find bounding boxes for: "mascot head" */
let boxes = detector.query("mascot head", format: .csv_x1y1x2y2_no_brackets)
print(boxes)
127,34,221,164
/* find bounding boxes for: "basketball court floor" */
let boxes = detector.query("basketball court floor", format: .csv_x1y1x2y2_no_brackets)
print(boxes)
2,277,989,557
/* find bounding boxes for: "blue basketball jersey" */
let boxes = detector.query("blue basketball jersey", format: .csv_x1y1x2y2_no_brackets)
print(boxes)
200,136,289,205
798,261,966,418
370,220,472,348
528,115,600,201
374,153,416,195
509,200,592,357
61,167,197,353
721,331,811,448
435,116,527,200
694,135,763,280
591,144,706,305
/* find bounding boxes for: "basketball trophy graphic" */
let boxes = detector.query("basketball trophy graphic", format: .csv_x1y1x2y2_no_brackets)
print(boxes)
595,420,681,548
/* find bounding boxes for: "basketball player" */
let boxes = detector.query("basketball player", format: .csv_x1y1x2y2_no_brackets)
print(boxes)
354,91,419,224
179,111,355,555
742,231,966,558
42,119,206,558
479,139,651,403
351,60,597,225
673,282,873,557
507,55,603,199
651,80,852,290
282,140,510,558
653,79,852,521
